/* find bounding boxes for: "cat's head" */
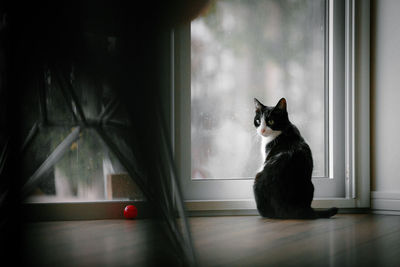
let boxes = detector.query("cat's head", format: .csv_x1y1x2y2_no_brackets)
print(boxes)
254,98,289,138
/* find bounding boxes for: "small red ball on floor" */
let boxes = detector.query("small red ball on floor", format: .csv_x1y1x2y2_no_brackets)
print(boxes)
124,205,138,219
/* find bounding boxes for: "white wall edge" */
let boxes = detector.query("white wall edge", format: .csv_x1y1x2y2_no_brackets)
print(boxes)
371,191,400,200
371,191,400,213
372,210,400,216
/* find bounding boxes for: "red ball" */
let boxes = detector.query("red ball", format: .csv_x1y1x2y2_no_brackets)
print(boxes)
124,205,138,219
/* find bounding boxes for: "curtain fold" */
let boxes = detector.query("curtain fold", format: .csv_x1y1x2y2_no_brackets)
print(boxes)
1,1,212,265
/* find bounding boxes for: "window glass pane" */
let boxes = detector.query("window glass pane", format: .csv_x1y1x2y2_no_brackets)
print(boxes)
191,0,326,179
46,72,77,124
26,128,144,203
21,127,71,183
22,33,141,203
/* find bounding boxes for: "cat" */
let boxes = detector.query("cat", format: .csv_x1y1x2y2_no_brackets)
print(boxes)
253,97,338,219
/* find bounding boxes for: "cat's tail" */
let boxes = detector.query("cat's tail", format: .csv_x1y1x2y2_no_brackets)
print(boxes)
313,207,338,218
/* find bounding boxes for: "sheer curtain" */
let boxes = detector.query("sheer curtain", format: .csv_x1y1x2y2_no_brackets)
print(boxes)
1,1,211,265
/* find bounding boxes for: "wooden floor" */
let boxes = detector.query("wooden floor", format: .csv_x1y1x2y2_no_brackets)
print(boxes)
23,214,400,266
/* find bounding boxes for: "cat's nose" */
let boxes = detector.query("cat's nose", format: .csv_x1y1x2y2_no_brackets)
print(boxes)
261,128,266,134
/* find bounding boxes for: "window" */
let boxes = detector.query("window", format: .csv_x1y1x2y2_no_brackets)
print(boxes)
22,66,144,204
174,0,370,206
191,0,326,179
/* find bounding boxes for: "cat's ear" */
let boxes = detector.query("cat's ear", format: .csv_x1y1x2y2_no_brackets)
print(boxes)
254,98,264,112
275,98,287,112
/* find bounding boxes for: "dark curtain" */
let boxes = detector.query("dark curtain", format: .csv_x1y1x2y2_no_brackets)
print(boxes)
0,1,211,266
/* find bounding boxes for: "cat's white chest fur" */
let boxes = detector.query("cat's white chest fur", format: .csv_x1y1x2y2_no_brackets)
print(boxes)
258,130,281,172
261,137,269,161
255,105,282,171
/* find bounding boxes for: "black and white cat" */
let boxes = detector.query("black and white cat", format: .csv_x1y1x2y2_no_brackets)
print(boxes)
253,98,338,219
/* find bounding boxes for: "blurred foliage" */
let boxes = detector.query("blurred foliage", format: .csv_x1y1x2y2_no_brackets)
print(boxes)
191,0,326,178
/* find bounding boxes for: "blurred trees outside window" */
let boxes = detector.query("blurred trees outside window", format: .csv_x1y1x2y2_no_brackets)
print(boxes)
191,0,326,179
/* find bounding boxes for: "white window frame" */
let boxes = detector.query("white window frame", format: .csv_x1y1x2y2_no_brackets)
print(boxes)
173,0,370,211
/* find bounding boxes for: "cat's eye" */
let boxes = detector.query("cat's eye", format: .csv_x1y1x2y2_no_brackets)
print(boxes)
268,119,274,125
256,119,260,124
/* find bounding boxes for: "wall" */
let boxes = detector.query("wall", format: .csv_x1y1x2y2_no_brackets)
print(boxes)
371,0,400,213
